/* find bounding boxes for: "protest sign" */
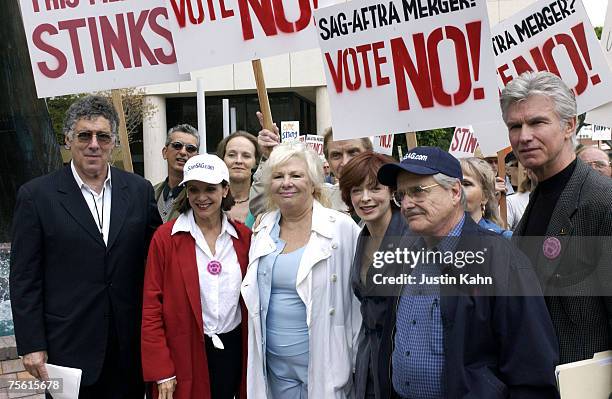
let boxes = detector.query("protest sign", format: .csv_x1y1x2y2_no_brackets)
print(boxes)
305,134,324,154
281,121,300,142
371,134,393,155
586,3,612,127
166,0,330,72
19,0,187,98
492,0,612,114
449,126,479,158
470,119,510,157
313,0,501,140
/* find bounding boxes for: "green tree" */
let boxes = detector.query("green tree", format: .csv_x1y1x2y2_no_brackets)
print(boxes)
595,26,603,39
46,94,85,144
392,127,454,159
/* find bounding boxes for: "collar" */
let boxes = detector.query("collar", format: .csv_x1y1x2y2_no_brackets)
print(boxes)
171,209,238,239
434,213,465,252
538,158,576,196
162,177,184,201
70,160,112,191
254,200,335,239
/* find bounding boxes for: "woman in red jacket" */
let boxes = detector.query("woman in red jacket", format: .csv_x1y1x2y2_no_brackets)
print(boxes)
142,154,251,399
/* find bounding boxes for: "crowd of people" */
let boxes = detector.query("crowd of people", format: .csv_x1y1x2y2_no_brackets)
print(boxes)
8,71,612,399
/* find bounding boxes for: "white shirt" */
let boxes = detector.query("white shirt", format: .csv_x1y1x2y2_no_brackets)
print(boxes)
172,210,242,342
71,161,112,245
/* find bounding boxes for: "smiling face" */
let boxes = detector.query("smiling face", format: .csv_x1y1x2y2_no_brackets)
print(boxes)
163,132,199,177
396,172,462,237
350,179,393,224
461,168,486,222
66,116,114,180
269,156,314,212
506,95,576,181
186,181,229,223
223,136,257,183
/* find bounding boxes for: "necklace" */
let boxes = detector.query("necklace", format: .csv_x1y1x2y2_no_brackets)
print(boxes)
91,188,105,239
234,197,249,204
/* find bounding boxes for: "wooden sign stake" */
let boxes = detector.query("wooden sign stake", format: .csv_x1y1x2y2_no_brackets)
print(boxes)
111,89,133,172
406,132,418,150
497,146,513,229
252,59,274,131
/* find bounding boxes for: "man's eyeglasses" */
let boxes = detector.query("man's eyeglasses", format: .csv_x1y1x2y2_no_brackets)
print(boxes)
393,183,440,206
585,160,611,169
75,131,113,145
168,141,198,154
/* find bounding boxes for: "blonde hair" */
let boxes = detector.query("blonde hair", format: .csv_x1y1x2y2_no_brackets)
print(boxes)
460,157,503,226
262,142,330,210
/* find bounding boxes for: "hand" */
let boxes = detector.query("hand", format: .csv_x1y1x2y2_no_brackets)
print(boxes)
495,177,507,198
22,351,49,380
158,378,177,399
256,111,280,160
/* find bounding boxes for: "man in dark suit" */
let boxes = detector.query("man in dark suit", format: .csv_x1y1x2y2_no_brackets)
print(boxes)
10,95,162,398
501,71,612,364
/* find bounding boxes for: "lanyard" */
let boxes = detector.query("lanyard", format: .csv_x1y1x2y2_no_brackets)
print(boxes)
91,188,105,239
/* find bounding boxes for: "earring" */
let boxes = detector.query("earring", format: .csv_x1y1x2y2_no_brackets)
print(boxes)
481,203,486,216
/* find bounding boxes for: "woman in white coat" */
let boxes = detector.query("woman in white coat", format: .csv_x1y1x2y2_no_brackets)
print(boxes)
241,141,361,399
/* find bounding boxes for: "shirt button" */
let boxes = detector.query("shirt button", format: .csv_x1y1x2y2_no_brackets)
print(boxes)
405,351,410,356
263,271,267,275
412,320,416,325
331,243,338,249
405,381,410,386
329,308,335,316
330,274,337,282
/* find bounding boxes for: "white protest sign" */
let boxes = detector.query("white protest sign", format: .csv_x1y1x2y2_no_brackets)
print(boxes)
314,0,501,140
305,134,324,155
449,126,479,158
371,134,394,155
492,0,612,115
166,0,328,72
592,124,612,140
19,0,188,98
577,124,593,139
470,119,511,156
281,121,300,142
586,3,612,127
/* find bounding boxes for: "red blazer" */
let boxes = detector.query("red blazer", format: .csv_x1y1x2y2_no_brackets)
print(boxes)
141,217,251,399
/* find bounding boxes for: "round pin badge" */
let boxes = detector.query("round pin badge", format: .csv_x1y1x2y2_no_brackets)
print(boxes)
542,237,561,260
207,260,222,275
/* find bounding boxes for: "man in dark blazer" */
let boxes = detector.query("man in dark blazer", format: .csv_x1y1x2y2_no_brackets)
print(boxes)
10,95,162,398
501,71,612,364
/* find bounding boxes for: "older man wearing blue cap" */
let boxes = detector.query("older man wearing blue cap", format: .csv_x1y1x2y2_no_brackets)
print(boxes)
376,146,560,399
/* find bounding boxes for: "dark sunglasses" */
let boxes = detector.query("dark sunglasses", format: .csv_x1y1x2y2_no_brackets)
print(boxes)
169,141,198,154
75,131,113,145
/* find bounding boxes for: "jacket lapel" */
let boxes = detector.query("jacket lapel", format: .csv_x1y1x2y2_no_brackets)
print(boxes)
57,166,106,247
176,232,205,338
106,167,129,251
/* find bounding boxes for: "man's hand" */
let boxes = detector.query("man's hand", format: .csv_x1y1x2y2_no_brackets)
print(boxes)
256,111,280,160
158,378,177,399
22,351,49,380
495,177,507,198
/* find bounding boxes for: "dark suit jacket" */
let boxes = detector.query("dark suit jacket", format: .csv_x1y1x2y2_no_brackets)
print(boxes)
513,159,612,364
10,165,162,385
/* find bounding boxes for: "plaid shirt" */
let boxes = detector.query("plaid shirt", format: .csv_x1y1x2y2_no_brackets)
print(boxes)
392,215,465,399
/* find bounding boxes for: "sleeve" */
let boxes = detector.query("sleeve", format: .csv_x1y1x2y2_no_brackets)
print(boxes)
495,247,560,399
248,160,268,218
596,206,612,344
347,220,363,369
9,185,47,356
141,230,176,382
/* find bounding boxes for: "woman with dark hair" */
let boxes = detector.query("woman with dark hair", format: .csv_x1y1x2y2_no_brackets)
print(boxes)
339,151,410,399
142,154,251,399
216,131,261,227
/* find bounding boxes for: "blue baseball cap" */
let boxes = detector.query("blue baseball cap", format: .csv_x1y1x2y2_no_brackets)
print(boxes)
378,146,462,186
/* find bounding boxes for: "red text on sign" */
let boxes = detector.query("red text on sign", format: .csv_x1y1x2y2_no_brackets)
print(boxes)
450,127,478,153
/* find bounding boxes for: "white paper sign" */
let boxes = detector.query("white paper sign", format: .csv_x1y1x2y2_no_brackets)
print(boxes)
492,0,612,115
470,119,511,156
166,0,326,72
449,126,479,158
19,0,188,98
592,125,612,140
314,0,501,140
46,363,82,399
305,134,324,155
371,134,394,156
281,121,300,142
585,3,612,127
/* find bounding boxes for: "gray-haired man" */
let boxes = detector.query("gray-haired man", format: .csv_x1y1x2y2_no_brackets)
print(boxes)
154,124,199,222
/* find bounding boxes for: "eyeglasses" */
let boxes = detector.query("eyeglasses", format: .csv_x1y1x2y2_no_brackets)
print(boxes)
169,141,198,154
393,183,440,206
585,160,611,169
74,131,113,145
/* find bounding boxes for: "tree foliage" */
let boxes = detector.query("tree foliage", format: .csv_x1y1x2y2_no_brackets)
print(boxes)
595,26,603,39
392,127,454,159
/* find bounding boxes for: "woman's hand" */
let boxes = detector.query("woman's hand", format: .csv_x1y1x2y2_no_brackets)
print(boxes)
158,378,177,399
256,111,280,159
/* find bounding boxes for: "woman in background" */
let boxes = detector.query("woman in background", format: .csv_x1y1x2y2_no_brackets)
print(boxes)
507,168,536,231
216,131,261,227
339,151,410,399
460,157,512,239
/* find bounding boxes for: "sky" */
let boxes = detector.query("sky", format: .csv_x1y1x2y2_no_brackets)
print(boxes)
584,0,609,27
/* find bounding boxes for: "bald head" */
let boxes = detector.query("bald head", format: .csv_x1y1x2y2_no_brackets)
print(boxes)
578,147,611,177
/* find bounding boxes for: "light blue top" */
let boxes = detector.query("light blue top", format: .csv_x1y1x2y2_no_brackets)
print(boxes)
266,246,308,356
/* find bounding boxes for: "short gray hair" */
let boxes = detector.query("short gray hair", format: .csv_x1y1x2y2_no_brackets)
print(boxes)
262,142,330,210
500,71,577,131
433,173,466,208
63,95,118,138
166,124,200,147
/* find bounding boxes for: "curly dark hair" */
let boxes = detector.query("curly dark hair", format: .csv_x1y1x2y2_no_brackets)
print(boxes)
63,95,119,138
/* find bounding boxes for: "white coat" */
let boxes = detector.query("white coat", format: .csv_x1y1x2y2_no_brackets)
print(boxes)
241,201,362,399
